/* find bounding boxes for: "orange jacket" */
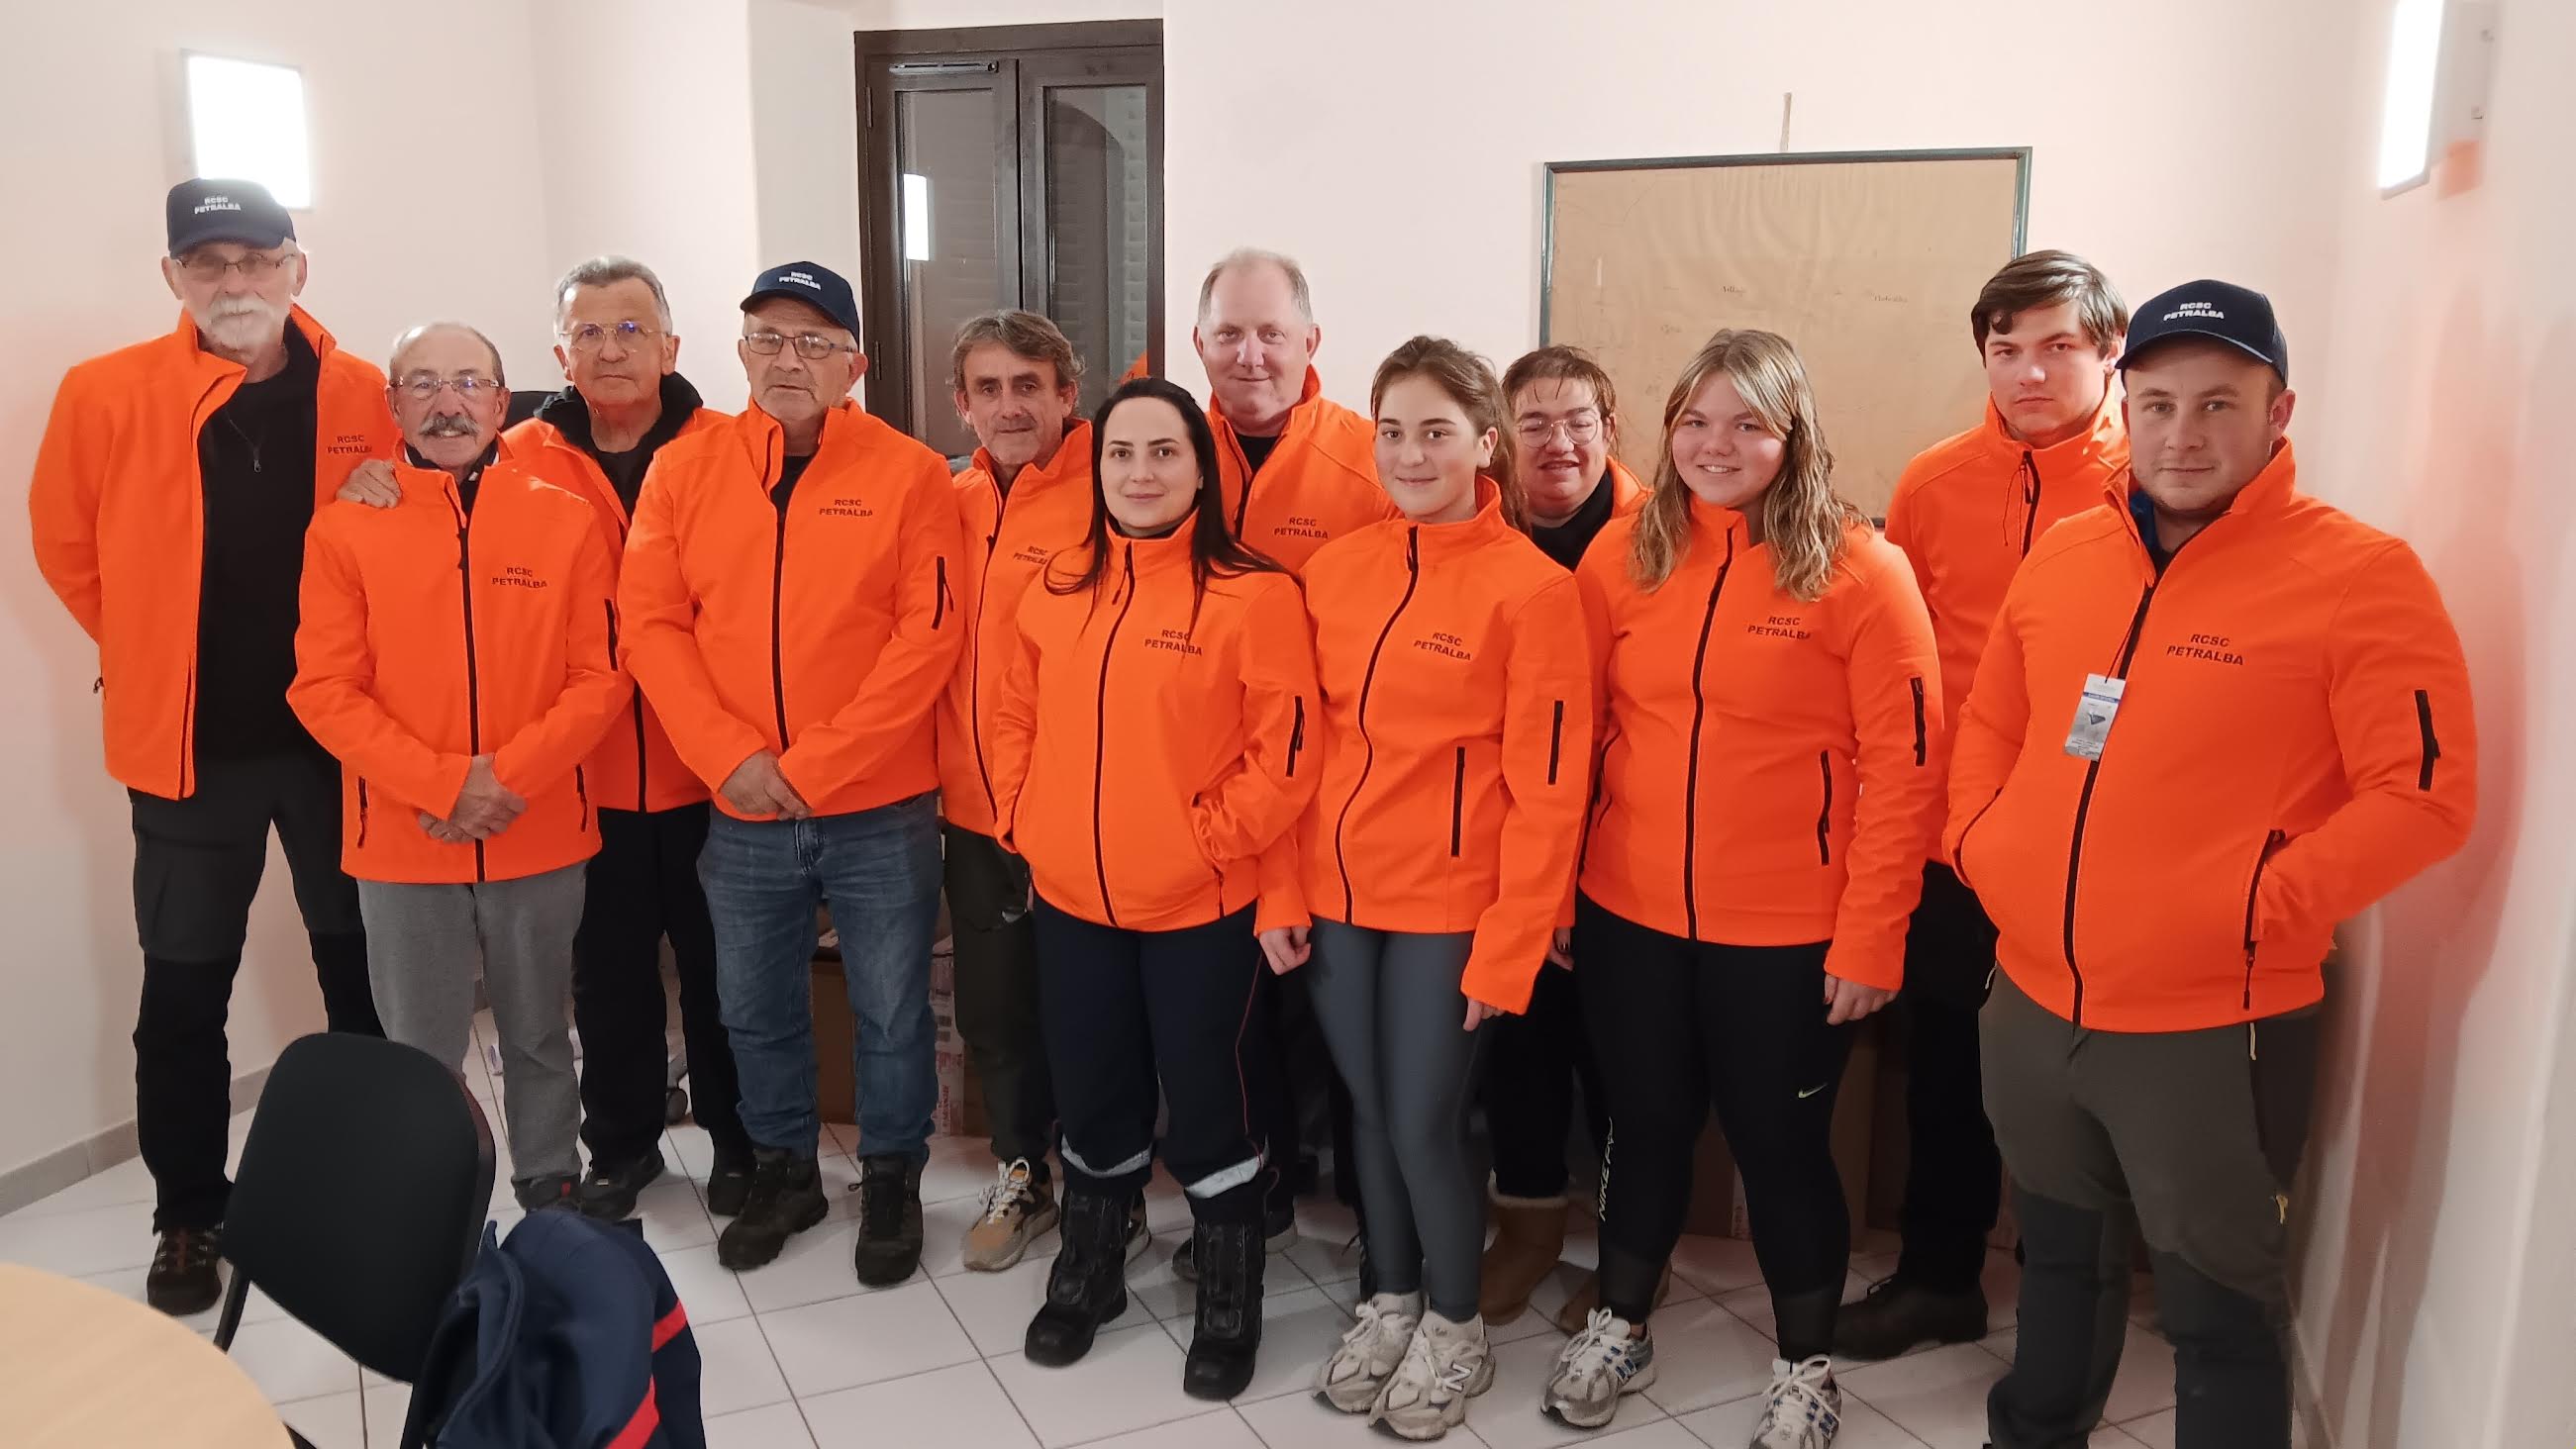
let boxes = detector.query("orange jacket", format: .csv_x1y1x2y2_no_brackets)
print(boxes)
1885,394,2127,737
938,424,1097,838
1576,504,1943,989
1213,368,1398,575
290,448,629,884
1946,441,2476,1031
30,308,398,799
1269,482,1594,1013
1609,458,1649,516
988,525,1320,929
504,403,728,814
618,401,964,821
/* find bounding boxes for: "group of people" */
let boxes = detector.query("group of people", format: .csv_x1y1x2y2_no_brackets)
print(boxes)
30,175,2481,1449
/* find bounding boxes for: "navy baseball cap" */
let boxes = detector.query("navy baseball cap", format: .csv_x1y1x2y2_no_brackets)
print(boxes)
2119,280,2288,384
166,178,294,255
741,261,861,338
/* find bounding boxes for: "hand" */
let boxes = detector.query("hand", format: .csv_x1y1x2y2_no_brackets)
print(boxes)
447,755,528,839
1823,972,1896,1026
1258,924,1310,975
417,811,470,845
1462,998,1503,1030
721,750,811,820
338,458,402,509
1546,927,1574,970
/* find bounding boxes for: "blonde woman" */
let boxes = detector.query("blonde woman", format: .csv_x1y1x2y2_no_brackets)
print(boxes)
1544,331,1943,1446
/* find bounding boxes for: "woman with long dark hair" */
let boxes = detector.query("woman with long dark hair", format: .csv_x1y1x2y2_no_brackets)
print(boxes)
987,376,1321,1400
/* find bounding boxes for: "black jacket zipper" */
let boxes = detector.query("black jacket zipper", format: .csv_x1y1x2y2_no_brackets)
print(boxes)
1448,746,1467,856
1679,531,1738,939
2241,828,2287,1009
1226,430,1256,534
2415,690,2440,790
1816,751,1834,865
355,778,370,848
451,485,486,883
933,556,951,629
1546,700,1566,785
1089,546,1139,925
969,499,1009,823
1909,676,1928,766
1285,697,1306,777
768,452,792,750
1335,529,1422,919
2019,450,2040,555
575,767,590,831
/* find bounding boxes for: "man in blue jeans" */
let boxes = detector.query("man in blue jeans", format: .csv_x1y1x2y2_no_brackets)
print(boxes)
619,260,963,1281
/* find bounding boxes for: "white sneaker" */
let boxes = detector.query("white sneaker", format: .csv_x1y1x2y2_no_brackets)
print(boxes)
1316,1292,1420,1412
1544,1307,1657,1428
1749,1355,1841,1448
1371,1310,1493,1441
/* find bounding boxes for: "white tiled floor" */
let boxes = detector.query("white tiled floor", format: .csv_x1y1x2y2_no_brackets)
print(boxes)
1,1016,2192,1449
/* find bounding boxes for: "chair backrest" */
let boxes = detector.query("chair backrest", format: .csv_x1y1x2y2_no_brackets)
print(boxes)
222,1032,495,1381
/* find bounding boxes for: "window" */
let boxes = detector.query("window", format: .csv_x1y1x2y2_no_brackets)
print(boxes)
184,54,312,209
2377,0,2446,194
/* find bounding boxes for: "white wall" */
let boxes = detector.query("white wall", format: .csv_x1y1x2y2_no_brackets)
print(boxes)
2288,1,2576,1444
0,0,556,1180
530,0,763,410
748,1,863,318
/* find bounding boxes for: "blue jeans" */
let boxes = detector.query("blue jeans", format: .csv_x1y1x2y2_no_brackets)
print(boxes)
699,791,941,1161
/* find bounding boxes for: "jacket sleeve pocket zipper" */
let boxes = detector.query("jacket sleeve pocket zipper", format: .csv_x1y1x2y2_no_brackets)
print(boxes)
1449,746,1467,857
1285,696,1306,777
933,556,952,629
2241,827,2288,1008
355,778,370,849
1816,750,1834,865
1546,699,1566,785
575,766,590,832
1909,676,1928,766
2415,689,2439,790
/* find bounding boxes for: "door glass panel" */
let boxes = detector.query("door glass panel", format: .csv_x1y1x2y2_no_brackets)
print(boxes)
896,86,1001,457
1041,84,1151,417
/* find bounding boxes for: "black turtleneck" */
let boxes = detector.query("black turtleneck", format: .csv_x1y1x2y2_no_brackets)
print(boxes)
193,326,321,761
1237,431,1281,475
531,373,707,513
407,442,499,516
1530,465,1619,570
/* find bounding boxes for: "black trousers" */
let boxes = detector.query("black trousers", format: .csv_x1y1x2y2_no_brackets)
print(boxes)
942,825,1056,1175
572,803,747,1169
1575,895,1854,1360
1257,964,1358,1212
1983,971,2322,1449
130,749,379,1232
1892,862,2004,1290
1479,958,1607,1202
1033,900,1270,1223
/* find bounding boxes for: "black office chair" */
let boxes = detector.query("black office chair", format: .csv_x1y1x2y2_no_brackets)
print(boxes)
213,1032,496,1390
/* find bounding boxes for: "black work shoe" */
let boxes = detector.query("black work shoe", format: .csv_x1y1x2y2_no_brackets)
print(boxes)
1026,1191,1135,1366
852,1153,926,1287
574,1152,666,1221
1830,1275,1988,1361
1183,1219,1265,1400
705,1154,754,1217
716,1147,827,1271
513,1174,580,1212
147,1226,224,1315
1173,1199,1296,1282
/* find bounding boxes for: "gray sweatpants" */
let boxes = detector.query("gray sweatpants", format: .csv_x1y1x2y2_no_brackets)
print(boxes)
358,864,586,1185
1307,920,1487,1321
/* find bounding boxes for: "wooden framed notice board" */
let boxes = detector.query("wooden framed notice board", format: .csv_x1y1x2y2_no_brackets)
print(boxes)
1540,147,2031,519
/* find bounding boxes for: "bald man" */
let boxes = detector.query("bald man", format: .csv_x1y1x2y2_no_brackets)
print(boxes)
289,323,630,1210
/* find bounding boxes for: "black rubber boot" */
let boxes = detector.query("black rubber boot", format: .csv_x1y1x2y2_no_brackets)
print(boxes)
1183,1219,1264,1400
1025,1191,1133,1367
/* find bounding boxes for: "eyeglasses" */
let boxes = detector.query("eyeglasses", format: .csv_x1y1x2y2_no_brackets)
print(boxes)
562,320,662,353
743,330,858,360
392,374,509,402
1514,412,1604,445
173,249,295,283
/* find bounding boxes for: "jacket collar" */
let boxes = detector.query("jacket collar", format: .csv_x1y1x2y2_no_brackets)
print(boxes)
169,303,339,375
2105,438,2302,553
1210,366,1326,443
1980,387,2125,472
971,420,1093,495
1105,509,1199,576
1408,477,1516,561
534,373,706,459
731,398,868,489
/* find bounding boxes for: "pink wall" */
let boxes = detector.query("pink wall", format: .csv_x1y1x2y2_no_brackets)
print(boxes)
2289,1,2576,1444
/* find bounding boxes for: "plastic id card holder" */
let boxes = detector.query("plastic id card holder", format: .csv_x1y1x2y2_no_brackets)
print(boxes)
2063,673,2126,761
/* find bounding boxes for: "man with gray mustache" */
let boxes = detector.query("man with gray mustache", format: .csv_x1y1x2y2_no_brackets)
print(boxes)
30,179,398,1316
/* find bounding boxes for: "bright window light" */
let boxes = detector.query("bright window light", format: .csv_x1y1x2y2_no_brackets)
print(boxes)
902,173,931,261
2377,0,2445,194
185,54,312,209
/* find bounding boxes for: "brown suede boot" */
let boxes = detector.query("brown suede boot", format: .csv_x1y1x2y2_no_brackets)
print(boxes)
1478,1189,1568,1324
1553,1262,1674,1333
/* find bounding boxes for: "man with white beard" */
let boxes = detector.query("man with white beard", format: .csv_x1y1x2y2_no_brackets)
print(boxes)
29,178,399,1315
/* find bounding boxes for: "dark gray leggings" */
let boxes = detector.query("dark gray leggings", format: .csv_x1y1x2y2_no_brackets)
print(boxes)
1306,920,1487,1321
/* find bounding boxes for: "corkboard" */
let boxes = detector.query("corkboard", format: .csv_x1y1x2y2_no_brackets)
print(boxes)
1540,149,2030,519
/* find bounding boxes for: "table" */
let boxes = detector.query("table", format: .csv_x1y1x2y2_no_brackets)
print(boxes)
0,1262,291,1448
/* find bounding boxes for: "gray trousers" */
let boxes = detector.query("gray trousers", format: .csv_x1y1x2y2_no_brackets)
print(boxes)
358,863,586,1185
1307,920,1487,1321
